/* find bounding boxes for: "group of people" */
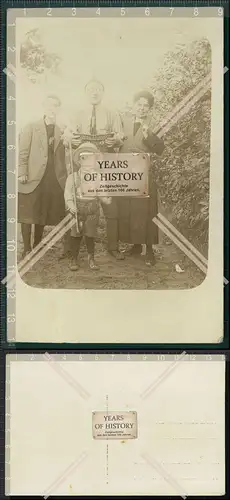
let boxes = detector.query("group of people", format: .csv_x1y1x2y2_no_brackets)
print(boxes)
18,79,165,272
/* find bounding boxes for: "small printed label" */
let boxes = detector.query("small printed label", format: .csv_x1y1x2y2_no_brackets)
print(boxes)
92,411,137,440
80,153,149,197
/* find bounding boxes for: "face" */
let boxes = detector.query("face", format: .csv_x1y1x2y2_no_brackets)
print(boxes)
79,151,94,164
78,151,96,176
134,97,150,119
44,97,60,121
85,81,104,105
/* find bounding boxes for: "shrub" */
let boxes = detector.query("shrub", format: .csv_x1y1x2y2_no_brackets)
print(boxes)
149,38,211,251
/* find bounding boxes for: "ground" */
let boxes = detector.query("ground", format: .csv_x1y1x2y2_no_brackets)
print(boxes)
17,223,205,290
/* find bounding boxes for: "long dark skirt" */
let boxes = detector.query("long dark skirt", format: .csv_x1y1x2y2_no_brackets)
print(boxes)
118,172,159,245
18,160,66,226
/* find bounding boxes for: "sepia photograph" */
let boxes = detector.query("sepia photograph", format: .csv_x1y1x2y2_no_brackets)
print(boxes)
17,16,212,291
6,9,223,343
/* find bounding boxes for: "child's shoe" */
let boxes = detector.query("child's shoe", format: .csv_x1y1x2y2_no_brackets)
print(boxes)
69,257,79,271
88,255,99,271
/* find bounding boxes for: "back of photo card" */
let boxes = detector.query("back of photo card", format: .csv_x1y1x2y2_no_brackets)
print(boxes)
5,353,225,496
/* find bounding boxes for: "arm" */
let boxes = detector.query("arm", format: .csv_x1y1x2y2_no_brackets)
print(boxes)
64,174,76,213
18,123,33,178
142,130,165,156
107,110,125,148
64,147,72,176
62,112,82,149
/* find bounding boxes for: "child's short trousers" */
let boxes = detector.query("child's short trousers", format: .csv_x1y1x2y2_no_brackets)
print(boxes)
70,198,100,238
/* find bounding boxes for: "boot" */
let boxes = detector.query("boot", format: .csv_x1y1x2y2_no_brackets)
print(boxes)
88,254,99,270
69,257,79,271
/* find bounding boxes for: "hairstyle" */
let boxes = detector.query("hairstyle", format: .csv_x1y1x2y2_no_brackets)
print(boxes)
133,90,154,108
85,79,104,91
45,94,62,106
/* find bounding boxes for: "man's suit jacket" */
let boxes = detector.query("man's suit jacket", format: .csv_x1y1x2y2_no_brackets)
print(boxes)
18,119,67,194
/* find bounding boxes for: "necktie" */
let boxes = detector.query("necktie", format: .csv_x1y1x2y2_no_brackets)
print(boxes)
90,105,97,135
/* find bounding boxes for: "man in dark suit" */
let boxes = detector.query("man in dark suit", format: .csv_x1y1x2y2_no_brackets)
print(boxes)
18,94,67,257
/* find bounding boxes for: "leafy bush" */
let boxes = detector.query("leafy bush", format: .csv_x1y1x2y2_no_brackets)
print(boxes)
149,38,211,251
20,29,62,83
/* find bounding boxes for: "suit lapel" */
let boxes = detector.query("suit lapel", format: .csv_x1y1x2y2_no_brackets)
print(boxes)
35,119,47,152
125,117,137,148
134,114,152,149
35,119,61,153
54,125,61,152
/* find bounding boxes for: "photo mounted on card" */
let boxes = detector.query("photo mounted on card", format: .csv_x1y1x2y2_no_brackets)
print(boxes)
5,7,224,343
5,353,225,496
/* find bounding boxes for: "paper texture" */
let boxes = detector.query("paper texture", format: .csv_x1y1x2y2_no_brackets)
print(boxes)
5,11,224,343
6,355,225,496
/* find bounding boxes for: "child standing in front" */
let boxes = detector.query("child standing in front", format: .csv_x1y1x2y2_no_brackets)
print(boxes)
64,142,111,271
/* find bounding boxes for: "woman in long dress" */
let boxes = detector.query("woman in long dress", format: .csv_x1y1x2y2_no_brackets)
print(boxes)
118,90,165,265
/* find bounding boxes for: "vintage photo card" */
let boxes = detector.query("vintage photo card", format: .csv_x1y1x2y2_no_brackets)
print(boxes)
5,7,224,343
5,353,225,496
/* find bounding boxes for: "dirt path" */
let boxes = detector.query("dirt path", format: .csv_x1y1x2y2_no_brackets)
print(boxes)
18,226,205,290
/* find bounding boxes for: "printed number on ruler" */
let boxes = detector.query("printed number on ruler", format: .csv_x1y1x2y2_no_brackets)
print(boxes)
7,314,15,323
7,240,16,251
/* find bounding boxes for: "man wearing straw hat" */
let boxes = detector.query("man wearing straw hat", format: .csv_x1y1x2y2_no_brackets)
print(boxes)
63,79,125,260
